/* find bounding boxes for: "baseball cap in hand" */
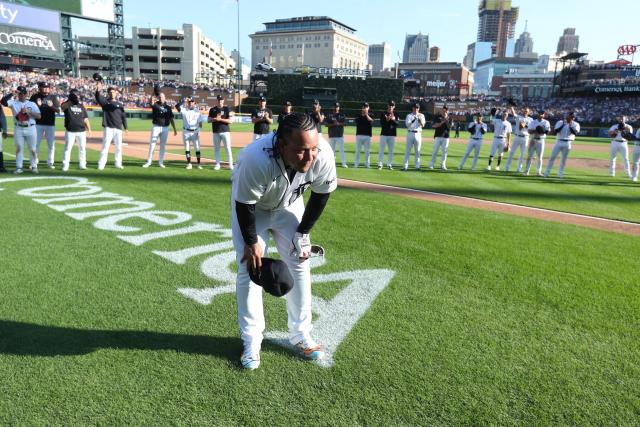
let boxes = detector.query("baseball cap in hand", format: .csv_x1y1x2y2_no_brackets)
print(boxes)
16,86,27,94
92,72,103,82
249,258,294,297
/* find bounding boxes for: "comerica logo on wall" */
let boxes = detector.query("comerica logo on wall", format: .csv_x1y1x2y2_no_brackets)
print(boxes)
0,30,56,51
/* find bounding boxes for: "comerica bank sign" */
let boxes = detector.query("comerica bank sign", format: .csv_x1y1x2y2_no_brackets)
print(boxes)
0,24,62,58
0,30,57,51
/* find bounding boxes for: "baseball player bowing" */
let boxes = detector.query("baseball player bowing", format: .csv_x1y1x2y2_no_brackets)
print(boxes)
143,92,177,168
458,114,487,171
231,112,337,370
402,102,425,171
176,98,205,169
524,111,551,176
504,106,532,173
608,116,633,177
1,86,41,174
544,111,580,178
486,109,512,171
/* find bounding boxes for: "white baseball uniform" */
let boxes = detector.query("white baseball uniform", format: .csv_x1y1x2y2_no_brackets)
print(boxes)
632,129,640,182
403,112,425,170
231,134,337,353
525,118,551,176
178,106,204,152
505,114,532,172
608,123,632,177
459,121,487,170
6,99,40,172
490,118,513,157
544,119,580,178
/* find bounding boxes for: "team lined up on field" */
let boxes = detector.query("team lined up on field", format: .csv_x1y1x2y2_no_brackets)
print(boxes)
0,83,638,182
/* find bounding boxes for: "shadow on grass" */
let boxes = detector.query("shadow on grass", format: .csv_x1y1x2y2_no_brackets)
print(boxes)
0,320,240,361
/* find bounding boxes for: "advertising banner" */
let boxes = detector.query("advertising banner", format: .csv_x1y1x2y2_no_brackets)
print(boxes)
0,24,62,58
3,0,114,23
0,1,60,33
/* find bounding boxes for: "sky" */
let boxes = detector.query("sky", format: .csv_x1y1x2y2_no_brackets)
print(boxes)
72,0,640,65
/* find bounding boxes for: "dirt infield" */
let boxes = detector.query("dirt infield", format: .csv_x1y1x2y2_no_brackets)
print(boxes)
52,130,639,237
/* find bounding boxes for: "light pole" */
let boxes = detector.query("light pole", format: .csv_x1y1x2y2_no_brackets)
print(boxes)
236,0,241,114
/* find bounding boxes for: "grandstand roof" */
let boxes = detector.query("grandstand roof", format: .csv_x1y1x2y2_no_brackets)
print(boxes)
606,59,632,66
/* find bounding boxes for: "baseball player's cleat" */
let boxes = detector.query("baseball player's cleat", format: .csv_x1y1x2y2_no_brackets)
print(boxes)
294,339,325,361
186,163,193,170
228,165,234,171
428,165,434,170
122,142,129,146
214,163,221,171
240,349,260,370
401,167,408,171
48,164,55,169
62,166,69,172
14,168,23,174
79,166,87,170
632,177,638,182
495,166,500,171
536,172,543,177
441,166,448,171
158,163,165,168
197,165,203,170
97,166,105,171
142,162,151,168
342,164,348,168
115,165,124,170
31,167,38,174
486,165,492,171
388,165,393,170
377,164,383,170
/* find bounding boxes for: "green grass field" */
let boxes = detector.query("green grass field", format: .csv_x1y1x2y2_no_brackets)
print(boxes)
1,151,639,424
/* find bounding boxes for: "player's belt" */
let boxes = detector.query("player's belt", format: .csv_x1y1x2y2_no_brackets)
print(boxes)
614,139,627,142
17,123,34,127
184,127,198,131
408,130,420,133
471,137,482,140
495,135,504,138
516,134,528,137
559,138,571,141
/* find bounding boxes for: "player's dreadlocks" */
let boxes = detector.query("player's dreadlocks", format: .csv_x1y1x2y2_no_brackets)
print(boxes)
275,112,316,141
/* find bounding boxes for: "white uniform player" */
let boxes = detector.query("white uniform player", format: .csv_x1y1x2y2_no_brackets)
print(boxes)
458,115,487,170
1,86,41,174
524,112,551,176
231,113,337,370
486,111,512,171
176,98,204,169
505,107,532,172
402,103,425,171
632,129,640,182
544,112,580,178
607,116,632,177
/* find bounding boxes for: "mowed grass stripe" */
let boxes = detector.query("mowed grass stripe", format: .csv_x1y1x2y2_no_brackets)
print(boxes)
0,170,638,425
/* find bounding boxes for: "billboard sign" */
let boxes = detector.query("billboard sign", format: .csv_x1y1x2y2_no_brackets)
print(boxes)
3,0,114,23
0,1,60,33
0,24,62,58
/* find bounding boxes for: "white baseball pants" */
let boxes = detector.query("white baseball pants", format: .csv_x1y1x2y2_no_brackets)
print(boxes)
231,197,313,353
505,134,528,172
183,130,201,152
525,138,545,175
459,138,483,170
147,125,169,165
36,124,56,167
354,135,371,168
62,131,87,170
378,135,395,167
14,126,37,170
214,132,233,168
544,141,571,177
632,144,640,182
403,132,422,169
429,137,449,168
489,137,506,158
329,137,347,167
609,140,630,177
98,127,123,169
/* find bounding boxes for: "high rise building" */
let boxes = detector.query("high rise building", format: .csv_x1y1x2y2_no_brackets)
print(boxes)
556,28,579,55
514,22,536,59
477,0,519,58
429,46,441,63
402,33,429,63
368,42,391,72
249,16,367,71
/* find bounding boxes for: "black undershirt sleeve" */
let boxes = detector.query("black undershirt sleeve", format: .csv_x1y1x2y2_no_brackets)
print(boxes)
235,201,258,245
297,191,331,234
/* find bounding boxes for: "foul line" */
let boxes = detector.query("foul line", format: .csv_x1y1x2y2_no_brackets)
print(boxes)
338,178,640,237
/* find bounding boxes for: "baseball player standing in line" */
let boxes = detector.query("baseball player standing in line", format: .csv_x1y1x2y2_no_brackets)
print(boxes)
143,92,177,168
326,102,348,168
504,106,532,173
251,96,273,140
402,102,425,171
31,82,60,169
378,100,398,170
353,102,373,168
95,81,128,170
544,111,580,178
231,112,337,369
632,128,640,182
307,99,324,134
524,111,551,176
429,106,451,170
176,97,205,169
0,101,7,172
607,116,632,177
458,114,487,171
486,110,512,171
277,100,292,124
60,89,91,171
208,95,234,170
1,86,41,174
